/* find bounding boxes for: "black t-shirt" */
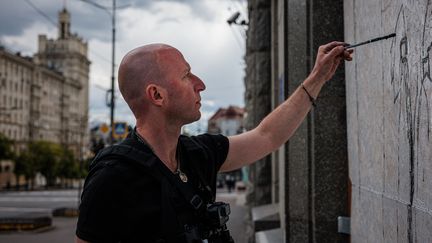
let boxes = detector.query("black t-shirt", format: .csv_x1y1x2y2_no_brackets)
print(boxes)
76,131,229,243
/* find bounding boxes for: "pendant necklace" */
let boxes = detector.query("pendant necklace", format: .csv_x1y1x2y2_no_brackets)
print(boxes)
175,146,188,183
176,167,188,183
135,129,188,183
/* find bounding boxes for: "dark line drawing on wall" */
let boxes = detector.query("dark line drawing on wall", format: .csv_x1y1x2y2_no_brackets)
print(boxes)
390,5,411,186
390,2,432,242
418,0,432,140
416,0,432,201
390,7,411,135
417,42,431,142
390,5,414,243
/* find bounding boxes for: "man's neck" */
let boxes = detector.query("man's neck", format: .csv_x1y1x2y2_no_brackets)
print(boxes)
135,119,182,172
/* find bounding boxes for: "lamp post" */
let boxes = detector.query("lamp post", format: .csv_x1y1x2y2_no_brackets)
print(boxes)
80,0,127,145
109,0,116,146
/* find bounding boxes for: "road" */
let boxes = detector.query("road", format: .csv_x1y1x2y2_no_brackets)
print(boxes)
0,189,248,243
0,190,79,218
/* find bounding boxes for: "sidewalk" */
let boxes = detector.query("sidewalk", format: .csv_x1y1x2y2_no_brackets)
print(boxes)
0,189,249,243
216,188,249,243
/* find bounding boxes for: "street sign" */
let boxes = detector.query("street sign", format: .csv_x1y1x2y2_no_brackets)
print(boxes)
113,122,128,140
99,123,110,134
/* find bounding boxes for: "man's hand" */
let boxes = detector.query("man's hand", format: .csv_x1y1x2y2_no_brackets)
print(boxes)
310,41,353,84
220,41,353,173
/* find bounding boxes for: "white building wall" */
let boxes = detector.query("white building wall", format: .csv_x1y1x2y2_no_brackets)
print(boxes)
220,119,241,136
345,1,432,241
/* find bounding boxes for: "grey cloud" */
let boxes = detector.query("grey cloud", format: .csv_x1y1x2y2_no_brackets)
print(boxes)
130,0,219,22
0,0,58,36
0,0,244,43
158,17,180,24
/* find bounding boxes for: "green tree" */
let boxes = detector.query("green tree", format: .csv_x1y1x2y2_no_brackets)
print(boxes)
0,132,14,160
58,147,80,187
14,150,37,189
29,141,63,187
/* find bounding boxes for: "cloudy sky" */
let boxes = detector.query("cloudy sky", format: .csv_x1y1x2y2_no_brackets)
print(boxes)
0,0,247,134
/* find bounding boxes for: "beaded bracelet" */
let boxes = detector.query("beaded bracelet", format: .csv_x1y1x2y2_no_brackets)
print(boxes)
301,83,316,107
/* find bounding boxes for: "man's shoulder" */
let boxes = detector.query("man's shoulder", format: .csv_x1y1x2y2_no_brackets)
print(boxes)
86,143,157,187
83,152,157,200
91,140,156,170
180,133,228,149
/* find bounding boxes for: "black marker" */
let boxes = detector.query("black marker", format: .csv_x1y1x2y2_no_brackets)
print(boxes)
344,33,396,49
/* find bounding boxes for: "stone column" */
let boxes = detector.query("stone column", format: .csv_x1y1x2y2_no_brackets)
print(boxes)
244,0,272,206
284,0,349,242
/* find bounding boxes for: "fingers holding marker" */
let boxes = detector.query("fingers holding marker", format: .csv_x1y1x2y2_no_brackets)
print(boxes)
320,41,346,53
343,49,354,61
328,44,353,61
326,44,346,61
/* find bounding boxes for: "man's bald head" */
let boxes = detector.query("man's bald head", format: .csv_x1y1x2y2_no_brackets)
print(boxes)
118,43,175,118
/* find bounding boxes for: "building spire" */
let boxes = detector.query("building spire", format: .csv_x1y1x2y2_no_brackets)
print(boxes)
58,6,70,39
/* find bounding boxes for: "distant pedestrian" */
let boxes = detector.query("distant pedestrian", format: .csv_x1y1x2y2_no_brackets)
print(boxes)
76,42,353,243
225,175,235,193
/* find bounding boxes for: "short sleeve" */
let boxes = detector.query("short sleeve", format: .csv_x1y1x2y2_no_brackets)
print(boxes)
76,163,122,242
192,134,229,171
185,134,229,194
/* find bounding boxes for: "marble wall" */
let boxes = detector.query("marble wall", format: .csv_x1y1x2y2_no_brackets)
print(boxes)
344,0,432,242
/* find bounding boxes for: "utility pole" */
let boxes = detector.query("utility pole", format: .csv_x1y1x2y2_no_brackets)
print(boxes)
109,0,116,145
80,0,128,145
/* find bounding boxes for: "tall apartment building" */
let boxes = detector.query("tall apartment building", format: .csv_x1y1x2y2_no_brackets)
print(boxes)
0,7,90,158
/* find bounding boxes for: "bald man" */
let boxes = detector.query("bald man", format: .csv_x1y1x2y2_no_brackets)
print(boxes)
76,42,353,243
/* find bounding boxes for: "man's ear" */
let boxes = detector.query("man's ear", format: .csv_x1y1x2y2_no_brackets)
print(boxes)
146,84,165,106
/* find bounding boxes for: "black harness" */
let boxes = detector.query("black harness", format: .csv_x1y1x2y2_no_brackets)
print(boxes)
88,135,215,242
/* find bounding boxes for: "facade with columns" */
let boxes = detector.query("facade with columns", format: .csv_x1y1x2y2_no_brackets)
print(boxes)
0,7,90,160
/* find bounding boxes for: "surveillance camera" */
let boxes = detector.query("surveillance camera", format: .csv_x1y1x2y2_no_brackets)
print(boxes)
227,12,240,25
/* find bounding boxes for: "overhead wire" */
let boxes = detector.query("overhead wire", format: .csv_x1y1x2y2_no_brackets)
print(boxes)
229,26,244,49
23,0,111,64
24,0,57,27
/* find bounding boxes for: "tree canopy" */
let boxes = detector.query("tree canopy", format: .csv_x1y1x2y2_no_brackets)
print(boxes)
14,141,82,187
0,133,14,160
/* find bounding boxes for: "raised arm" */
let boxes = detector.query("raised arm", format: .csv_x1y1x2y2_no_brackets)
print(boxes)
220,41,352,172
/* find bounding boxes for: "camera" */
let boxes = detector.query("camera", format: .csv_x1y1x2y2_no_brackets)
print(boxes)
204,202,230,228
184,202,235,243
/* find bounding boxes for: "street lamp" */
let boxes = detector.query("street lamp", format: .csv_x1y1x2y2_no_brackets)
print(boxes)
80,0,128,145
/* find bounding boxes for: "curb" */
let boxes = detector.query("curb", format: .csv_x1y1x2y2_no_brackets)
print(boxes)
0,213,52,232
52,207,79,217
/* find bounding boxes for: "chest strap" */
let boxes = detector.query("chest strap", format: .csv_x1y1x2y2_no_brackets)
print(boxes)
92,144,206,212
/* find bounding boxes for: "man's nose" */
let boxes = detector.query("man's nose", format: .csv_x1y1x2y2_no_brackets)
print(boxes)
193,74,206,92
